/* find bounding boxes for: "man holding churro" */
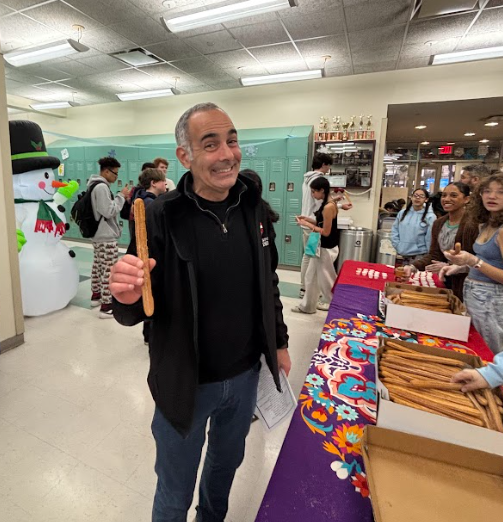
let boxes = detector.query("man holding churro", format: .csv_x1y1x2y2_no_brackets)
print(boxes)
110,102,290,522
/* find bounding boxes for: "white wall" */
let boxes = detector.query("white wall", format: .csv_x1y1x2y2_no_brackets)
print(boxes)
8,57,503,229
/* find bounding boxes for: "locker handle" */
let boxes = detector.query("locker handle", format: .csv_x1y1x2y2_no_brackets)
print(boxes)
287,182,294,192
285,235,292,243
269,182,276,191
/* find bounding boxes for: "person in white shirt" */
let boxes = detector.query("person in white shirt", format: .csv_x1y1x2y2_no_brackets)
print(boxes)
154,157,176,191
299,153,333,298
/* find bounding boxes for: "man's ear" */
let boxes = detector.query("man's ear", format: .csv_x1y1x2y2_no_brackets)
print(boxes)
176,146,191,170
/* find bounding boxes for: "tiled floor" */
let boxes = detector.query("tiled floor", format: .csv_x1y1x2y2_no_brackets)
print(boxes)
0,243,327,522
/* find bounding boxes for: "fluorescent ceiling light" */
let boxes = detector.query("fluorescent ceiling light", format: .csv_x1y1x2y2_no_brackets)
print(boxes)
432,45,503,65
30,101,77,110
420,141,430,145
162,0,297,33
485,122,499,127
116,88,176,101
415,124,427,129
240,69,322,86
113,49,160,66
480,139,489,143
447,142,455,145
464,132,476,136
4,39,89,67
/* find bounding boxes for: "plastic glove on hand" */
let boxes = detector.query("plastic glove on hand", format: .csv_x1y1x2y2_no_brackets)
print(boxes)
439,264,468,282
57,180,79,200
425,261,448,273
17,229,26,252
444,250,477,267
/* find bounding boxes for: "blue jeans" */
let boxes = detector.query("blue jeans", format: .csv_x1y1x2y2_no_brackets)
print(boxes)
151,363,260,522
464,278,503,355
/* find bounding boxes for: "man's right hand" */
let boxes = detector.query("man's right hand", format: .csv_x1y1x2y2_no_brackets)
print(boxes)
120,184,130,197
109,254,156,305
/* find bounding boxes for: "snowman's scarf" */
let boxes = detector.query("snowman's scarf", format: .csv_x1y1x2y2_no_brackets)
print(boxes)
14,199,66,236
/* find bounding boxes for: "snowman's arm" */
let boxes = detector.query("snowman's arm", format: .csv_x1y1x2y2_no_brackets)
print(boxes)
54,180,79,205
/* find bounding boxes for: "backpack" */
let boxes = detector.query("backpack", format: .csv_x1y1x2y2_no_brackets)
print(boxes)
70,181,107,238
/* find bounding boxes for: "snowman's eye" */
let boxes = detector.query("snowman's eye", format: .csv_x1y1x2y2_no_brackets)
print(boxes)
44,172,50,179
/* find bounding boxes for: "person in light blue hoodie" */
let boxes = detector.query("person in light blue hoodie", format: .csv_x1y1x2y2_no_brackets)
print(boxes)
452,353,503,390
391,187,436,264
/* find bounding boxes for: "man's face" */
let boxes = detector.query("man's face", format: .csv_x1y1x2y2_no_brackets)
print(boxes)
460,170,474,188
176,109,241,200
158,163,167,174
320,163,331,174
103,167,119,184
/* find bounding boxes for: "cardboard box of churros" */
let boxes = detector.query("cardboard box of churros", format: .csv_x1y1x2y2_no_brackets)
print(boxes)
381,282,471,342
375,339,503,457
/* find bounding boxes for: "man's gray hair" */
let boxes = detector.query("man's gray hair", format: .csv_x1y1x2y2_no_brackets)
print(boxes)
175,102,224,156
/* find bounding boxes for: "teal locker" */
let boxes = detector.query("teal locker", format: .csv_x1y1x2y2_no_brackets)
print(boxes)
128,160,141,187
268,158,287,265
251,159,268,200
284,158,306,266
239,159,252,171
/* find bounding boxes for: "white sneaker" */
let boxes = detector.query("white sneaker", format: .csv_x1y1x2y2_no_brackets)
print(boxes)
90,299,101,308
316,302,330,311
291,305,315,314
99,309,114,319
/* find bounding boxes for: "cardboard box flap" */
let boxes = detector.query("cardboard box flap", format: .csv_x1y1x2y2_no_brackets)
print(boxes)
363,426,503,522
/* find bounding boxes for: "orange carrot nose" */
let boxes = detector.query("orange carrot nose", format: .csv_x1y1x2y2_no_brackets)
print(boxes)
52,181,68,188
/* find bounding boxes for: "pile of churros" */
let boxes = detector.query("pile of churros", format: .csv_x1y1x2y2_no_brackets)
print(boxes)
379,340,503,432
388,290,453,313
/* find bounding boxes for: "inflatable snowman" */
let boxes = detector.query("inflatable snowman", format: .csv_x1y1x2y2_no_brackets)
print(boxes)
10,120,80,316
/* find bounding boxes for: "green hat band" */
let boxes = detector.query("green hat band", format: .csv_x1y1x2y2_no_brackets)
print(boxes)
11,151,49,161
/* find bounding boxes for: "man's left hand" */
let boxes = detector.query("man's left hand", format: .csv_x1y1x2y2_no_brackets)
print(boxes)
277,348,291,377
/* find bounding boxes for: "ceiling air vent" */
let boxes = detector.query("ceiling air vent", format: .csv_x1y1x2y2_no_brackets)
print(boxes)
112,49,161,67
413,0,478,19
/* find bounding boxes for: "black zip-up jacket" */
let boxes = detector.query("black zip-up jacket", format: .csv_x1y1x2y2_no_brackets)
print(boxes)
113,172,289,437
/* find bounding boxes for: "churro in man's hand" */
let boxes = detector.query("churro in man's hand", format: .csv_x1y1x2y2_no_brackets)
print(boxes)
134,198,154,317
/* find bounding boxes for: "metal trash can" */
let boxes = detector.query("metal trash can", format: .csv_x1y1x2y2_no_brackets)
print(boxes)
374,229,397,266
337,227,373,272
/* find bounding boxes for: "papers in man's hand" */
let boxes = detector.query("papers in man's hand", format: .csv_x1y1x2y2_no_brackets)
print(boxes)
254,359,297,432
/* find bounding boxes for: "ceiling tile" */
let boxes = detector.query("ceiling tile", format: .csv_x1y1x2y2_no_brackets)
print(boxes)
354,60,397,74
183,30,242,54
154,0,206,17
64,0,146,26
406,12,476,45
0,13,63,51
342,0,368,5
3,66,37,82
169,56,216,73
180,84,213,94
34,82,74,96
145,38,200,61
295,36,350,64
1,0,42,8
75,54,127,72
223,12,279,29
109,16,171,46
9,84,53,99
281,8,345,40
223,64,268,79
5,78,25,90
48,60,97,78
248,43,300,62
229,20,289,47
141,63,205,87
324,65,353,77
206,80,241,90
80,27,136,54
352,46,400,65
485,1,503,7
281,0,343,17
396,55,431,69
19,64,70,81
0,3,14,16
348,24,406,52
400,38,459,58
344,0,412,32
470,7,503,34
172,23,225,39
262,60,308,74
456,31,503,51
23,1,103,35
191,69,235,84
207,49,258,68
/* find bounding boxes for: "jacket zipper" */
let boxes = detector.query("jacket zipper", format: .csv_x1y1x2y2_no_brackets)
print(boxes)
187,190,244,234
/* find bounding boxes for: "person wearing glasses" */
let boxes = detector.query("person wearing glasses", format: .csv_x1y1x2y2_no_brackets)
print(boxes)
391,188,436,265
89,157,130,318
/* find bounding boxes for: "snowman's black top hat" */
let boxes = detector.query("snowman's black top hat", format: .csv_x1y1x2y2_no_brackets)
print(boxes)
9,120,60,175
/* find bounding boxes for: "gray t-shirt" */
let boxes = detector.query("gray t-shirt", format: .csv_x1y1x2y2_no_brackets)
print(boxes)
438,221,459,253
